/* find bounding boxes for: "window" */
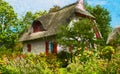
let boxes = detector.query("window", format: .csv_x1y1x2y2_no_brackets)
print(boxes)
27,44,31,52
49,41,54,53
32,20,45,33
45,41,57,55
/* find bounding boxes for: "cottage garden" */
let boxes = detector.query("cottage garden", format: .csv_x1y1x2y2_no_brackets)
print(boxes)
0,46,120,74
0,0,120,74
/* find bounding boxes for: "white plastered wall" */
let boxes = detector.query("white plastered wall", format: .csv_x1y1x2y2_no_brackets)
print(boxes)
23,39,45,54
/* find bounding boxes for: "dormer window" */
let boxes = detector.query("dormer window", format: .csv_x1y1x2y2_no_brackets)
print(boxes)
32,20,45,33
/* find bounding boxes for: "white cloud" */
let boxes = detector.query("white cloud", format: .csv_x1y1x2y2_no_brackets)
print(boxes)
5,0,76,18
114,24,120,28
87,0,107,6
52,0,60,5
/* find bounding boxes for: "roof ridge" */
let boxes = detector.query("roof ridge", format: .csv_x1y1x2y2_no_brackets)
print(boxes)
59,2,77,10
49,2,77,13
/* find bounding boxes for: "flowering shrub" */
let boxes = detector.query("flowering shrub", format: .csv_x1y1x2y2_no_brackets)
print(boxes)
0,53,58,74
79,50,94,62
66,50,120,74
0,48,120,74
101,46,115,61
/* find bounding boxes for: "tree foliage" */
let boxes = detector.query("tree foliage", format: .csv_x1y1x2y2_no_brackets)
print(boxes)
57,4,112,50
86,5,112,44
0,0,18,48
57,19,95,49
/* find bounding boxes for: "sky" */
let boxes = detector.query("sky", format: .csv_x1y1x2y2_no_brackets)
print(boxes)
5,0,120,28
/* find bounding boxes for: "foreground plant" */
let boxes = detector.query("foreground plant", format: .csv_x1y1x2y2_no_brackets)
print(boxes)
101,46,115,61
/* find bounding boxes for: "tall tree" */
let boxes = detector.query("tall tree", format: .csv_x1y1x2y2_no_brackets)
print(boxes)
86,5,112,44
0,0,18,48
57,19,95,49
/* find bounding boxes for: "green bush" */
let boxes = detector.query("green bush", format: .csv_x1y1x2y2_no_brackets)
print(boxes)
0,47,120,74
0,53,54,74
101,46,115,61
105,53,120,73
57,51,71,67
79,50,94,63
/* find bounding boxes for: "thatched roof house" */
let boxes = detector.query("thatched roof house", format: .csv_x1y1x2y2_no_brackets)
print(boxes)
19,2,96,54
19,3,94,42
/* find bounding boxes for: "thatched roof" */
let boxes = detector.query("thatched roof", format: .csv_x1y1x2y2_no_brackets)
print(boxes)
106,27,120,44
19,3,94,42
75,7,94,18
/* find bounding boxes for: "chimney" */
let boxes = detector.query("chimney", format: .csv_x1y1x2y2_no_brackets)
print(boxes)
75,0,95,18
75,0,86,11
